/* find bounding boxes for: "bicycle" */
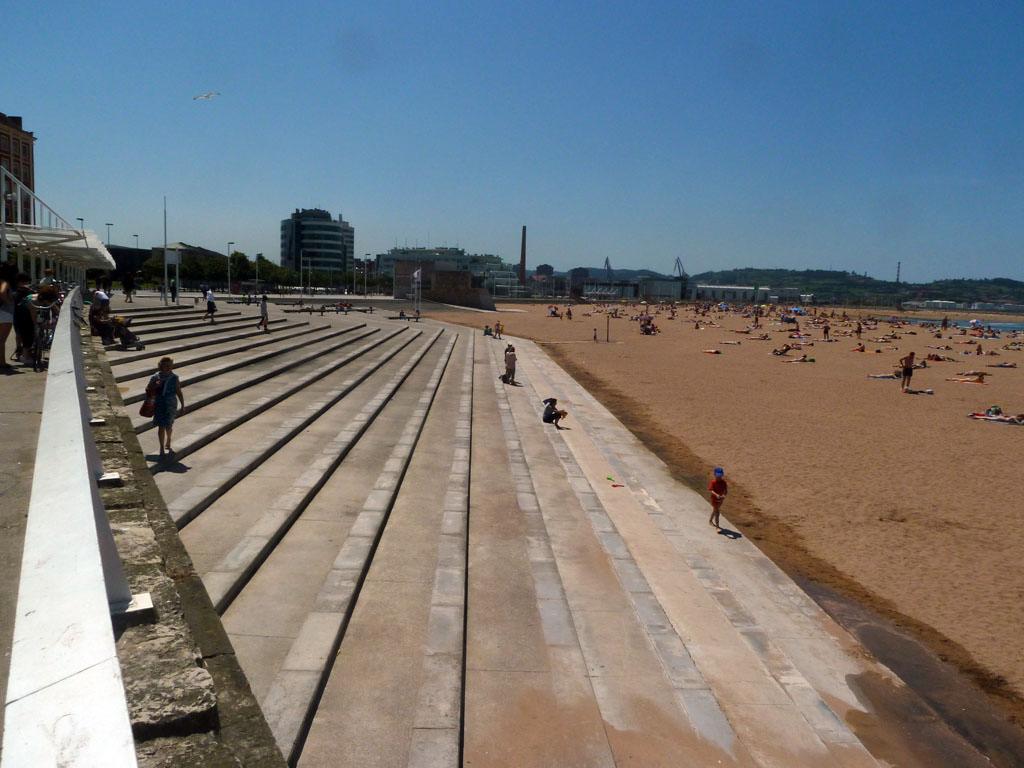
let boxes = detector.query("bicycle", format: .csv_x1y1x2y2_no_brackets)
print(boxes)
31,303,57,372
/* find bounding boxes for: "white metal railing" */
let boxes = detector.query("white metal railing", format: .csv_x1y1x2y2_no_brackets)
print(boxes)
0,164,77,231
2,288,143,767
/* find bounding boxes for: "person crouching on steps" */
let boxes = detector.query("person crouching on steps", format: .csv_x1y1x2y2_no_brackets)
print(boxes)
542,397,568,429
709,466,727,529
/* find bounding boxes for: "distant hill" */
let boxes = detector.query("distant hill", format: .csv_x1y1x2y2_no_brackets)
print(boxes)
687,268,1024,304
546,265,1024,304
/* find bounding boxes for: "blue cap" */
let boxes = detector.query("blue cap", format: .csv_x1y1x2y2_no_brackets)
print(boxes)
713,467,724,477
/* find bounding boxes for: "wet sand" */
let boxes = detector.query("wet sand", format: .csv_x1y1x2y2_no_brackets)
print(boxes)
428,302,1024,729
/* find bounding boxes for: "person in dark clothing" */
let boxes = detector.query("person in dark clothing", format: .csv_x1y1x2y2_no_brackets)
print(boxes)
542,397,567,429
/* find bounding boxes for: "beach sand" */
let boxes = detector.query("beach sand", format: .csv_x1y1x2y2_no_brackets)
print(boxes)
429,302,1024,717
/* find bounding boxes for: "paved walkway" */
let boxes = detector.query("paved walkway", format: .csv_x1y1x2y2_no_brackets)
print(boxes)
0,359,46,740
6,294,999,766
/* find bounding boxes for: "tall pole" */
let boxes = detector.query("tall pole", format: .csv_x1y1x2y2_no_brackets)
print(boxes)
255,252,261,289
133,234,139,249
0,170,7,266
162,197,168,306
105,222,113,245
364,253,369,296
227,241,234,295
519,225,527,289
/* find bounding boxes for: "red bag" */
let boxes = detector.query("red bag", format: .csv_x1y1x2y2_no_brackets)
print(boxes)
139,378,157,418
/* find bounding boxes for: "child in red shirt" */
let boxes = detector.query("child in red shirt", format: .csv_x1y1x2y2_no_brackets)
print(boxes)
708,467,727,529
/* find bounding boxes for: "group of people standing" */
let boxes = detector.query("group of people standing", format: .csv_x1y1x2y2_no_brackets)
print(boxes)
0,264,61,372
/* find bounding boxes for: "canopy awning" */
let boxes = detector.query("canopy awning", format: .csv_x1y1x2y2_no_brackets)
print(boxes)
0,224,116,270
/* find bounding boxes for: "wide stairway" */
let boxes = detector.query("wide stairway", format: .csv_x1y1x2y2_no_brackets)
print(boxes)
106,299,987,768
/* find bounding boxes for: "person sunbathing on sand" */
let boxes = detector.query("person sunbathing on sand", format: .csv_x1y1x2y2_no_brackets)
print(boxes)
782,354,814,363
852,342,866,352
948,372,989,383
969,411,1024,424
772,344,792,356
988,362,1017,368
703,349,722,354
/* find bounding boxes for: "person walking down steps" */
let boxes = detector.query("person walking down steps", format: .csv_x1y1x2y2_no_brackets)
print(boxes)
146,357,185,458
202,287,218,323
256,294,270,332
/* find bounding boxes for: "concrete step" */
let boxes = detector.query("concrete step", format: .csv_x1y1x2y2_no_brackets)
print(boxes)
255,334,458,764
135,316,268,345
175,331,445,600
124,310,210,327
498,340,875,767
113,323,328,382
298,334,474,768
140,327,415,468
108,304,195,315
478,340,757,766
517,342,888,766
132,312,244,333
123,324,374,405
128,326,387,433
162,330,445,528
106,319,293,366
461,336,616,768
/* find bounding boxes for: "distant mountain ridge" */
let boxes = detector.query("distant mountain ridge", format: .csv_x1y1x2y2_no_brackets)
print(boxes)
556,266,1024,304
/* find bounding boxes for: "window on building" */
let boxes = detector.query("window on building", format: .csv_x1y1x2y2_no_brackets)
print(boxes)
0,134,8,153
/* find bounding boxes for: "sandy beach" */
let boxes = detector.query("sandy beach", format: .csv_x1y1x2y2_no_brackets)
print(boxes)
428,301,1024,718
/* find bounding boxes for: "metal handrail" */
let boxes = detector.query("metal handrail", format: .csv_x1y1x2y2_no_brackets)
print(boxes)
2,288,140,767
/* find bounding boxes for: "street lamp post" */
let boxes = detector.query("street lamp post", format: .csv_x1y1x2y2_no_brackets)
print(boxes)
364,253,370,296
133,234,139,249
76,217,84,232
226,241,234,295
105,223,113,245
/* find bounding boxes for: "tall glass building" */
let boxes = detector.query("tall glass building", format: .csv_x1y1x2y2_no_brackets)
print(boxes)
280,208,353,276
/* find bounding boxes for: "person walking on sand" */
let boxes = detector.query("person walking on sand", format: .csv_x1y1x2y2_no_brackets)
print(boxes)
503,344,517,384
256,294,270,332
494,320,503,340
149,357,185,457
708,467,727,529
899,350,916,392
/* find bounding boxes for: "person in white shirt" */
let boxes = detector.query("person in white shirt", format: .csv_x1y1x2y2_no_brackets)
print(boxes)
202,288,218,323
256,294,270,332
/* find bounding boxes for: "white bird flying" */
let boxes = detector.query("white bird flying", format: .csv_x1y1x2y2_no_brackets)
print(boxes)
193,91,221,101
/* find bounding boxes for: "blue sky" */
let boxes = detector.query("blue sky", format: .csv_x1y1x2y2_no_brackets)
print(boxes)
6,1,1022,281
